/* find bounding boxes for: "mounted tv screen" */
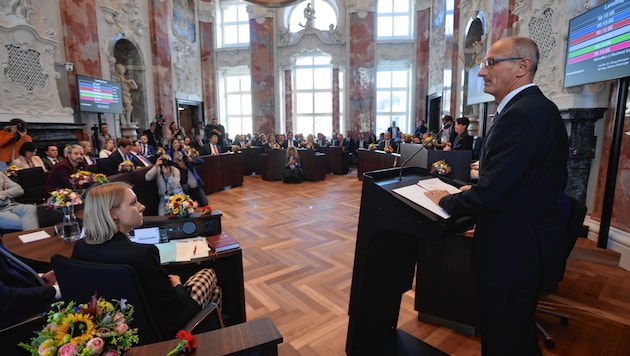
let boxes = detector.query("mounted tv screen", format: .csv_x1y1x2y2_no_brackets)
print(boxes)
77,75,123,114
564,0,630,88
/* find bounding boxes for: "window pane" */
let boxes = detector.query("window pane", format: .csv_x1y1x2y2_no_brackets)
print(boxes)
391,71,408,86
314,117,332,137
377,17,393,37
224,25,238,44
295,68,314,90
227,95,242,115
376,71,392,88
391,90,407,112
296,57,313,66
313,68,331,89
241,94,252,114
313,92,331,113
378,0,393,13
376,91,391,111
393,1,409,12
296,93,313,113
313,56,330,65
223,7,238,22
238,25,250,43
296,116,314,135
393,17,409,37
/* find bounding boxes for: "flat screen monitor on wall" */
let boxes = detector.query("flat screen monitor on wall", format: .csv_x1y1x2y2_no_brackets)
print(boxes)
564,0,630,88
77,75,123,114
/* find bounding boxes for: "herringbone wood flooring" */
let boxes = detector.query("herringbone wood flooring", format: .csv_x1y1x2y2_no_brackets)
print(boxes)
209,172,630,355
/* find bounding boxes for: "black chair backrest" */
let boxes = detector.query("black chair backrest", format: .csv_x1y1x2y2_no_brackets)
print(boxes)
16,167,47,204
50,255,163,345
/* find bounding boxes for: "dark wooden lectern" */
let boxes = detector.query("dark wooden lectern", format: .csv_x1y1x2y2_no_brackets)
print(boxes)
346,167,472,355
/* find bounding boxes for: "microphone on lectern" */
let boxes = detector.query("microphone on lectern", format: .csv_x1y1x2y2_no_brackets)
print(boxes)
398,143,425,182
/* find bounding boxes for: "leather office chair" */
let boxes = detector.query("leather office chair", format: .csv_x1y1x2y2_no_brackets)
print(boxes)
51,254,224,345
536,196,587,348
15,167,47,204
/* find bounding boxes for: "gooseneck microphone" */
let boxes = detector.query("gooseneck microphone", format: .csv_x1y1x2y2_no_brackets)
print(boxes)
398,143,425,181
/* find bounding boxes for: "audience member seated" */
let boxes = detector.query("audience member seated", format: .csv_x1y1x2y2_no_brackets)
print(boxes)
283,147,304,184
316,133,328,147
0,245,59,329
284,132,297,148
41,144,60,171
191,133,206,151
99,138,115,158
378,131,398,152
71,182,221,338
0,171,39,231
130,140,153,168
145,156,183,216
265,134,278,151
355,132,369,150
208,134,223,155
106,138,134,175
11,142,47,172
173,152,208,207
303,134,318,149
0,118,32,164
253,133,267,147
166,137,185,160
80,140,97,166
444,117,474,151
367,133,378,147
44,143,84,194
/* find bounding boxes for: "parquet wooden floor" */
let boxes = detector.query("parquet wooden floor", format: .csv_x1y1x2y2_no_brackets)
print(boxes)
209,172,630,355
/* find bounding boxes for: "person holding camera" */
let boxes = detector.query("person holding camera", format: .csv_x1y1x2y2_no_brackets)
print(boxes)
0,118,32,164
173,152,208,207
144,155,183,216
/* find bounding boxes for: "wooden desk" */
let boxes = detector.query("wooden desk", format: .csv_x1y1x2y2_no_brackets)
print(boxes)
2,227,247,326
356,149,399,181
240,147,263,175
317,146,349,174
260,149,286,181
197,153,245,194
126,317,283,356
298,149,326,181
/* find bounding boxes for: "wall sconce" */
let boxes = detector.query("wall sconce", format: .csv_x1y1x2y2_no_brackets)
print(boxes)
55,62,74,72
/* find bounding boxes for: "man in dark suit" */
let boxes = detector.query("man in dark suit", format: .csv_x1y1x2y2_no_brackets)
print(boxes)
42,144,59,171
44,143,84,194
0,246,60,328
426,37,568,355
387,121,400,142
377,131,398,152
107,138,133,174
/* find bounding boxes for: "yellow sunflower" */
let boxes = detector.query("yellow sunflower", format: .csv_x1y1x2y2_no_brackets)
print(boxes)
55,313,97,346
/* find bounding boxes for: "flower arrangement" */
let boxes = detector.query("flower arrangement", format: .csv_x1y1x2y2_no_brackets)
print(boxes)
5,164,19,177
165,193,197,218
93,173,109,184
230,145,241,152
368,143,376,150
184,146,200,158
422,134,434,144
70,170,94,188
384,144,393,153
19,294,139,356
48,188,82,209
166,330,197,356
431,159,451,176
118,160,134,172
156,147,166,156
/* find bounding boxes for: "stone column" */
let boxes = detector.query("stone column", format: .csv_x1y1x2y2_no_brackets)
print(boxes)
199,0,216,122
332,67,340,133
348,3,375,134
148,0,174,125
415,6,430,127
284,69,293,133
249,9,275,134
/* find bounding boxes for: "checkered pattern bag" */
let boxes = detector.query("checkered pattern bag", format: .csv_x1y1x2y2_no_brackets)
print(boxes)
184,268,222,308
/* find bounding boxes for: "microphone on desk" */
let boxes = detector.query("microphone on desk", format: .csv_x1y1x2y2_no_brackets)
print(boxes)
398,143,425,182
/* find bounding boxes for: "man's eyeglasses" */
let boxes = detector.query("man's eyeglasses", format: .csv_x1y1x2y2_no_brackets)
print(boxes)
480,57,523,68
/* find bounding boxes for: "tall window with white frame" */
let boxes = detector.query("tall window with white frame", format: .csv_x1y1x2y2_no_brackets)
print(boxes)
218,68,253,137
217,1,250,48
375,62,412,138
376,0,413,39
293,55,340,138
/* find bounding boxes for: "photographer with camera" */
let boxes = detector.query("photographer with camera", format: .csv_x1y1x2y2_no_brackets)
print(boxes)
0,118,32,164
142,114,164,149
173,152,208,207
144,155,183,216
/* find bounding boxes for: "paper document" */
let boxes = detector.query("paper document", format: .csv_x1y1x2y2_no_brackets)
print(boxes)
19,230,51,244
392,178,460,219
156,238,211,263
156,242,177,263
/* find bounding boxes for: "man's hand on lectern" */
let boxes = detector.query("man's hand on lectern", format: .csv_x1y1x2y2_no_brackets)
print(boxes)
424,190,449,205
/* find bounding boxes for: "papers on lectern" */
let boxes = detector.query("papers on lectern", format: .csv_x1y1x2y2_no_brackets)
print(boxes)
392,178,461,219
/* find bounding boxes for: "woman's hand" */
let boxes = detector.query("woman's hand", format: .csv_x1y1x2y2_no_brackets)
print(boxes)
41,270,57,286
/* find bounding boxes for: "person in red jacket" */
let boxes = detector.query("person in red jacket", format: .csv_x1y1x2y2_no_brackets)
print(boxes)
0,118,32,164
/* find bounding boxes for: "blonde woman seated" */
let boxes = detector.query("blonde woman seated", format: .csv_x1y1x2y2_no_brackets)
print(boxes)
11,142,47,172
145,155,183,216
71,182,221,338
283,146,304,183
99,138,115,158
